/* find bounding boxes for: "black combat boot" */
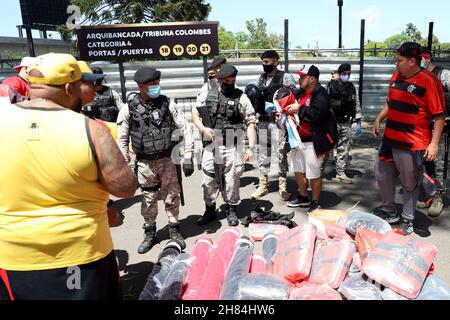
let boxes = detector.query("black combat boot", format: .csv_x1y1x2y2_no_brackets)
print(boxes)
168,222,186,250
137,223,157,254
226,204,239,227
197,203,217,226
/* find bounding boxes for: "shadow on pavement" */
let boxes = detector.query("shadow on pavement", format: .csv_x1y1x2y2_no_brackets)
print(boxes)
114,195,142,211
114,249,154,300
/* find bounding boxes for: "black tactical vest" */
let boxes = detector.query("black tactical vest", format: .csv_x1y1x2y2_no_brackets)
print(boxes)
204,87,245,143
128,94,175,156
432,67,450,116
257,70,285,114
328,80,357,123
89,86,119,122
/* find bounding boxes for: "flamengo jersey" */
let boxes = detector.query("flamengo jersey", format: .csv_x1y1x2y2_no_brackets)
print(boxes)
383,69,445,151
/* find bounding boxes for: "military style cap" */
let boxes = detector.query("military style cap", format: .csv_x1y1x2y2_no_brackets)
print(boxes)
211,57,227,69
217,63,238,79
133,66,161,84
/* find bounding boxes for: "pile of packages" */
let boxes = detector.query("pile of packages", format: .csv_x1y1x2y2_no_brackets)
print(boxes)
139,209,450,300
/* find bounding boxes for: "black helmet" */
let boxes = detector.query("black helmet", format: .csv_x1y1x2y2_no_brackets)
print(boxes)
245,83,265,111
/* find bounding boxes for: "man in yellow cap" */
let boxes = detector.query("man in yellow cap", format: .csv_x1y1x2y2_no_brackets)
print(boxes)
0,53,137,300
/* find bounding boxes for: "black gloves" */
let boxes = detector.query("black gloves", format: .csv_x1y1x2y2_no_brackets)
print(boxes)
182,160,194,177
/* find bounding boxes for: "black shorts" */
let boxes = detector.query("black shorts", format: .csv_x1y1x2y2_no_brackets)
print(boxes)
0,251,121,300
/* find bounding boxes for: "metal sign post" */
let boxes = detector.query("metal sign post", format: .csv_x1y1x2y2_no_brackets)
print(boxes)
359,19,365,108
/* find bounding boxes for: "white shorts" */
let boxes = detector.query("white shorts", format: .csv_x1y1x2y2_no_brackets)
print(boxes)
291,142,323,179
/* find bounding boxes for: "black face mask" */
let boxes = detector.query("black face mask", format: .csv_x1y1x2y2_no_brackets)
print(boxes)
263,64,275,73
221,83,235,94
208,75,215,80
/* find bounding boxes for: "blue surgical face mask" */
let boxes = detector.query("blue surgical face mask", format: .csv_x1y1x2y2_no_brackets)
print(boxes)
420,59,428,69
340,74,350,82
147,85,160,98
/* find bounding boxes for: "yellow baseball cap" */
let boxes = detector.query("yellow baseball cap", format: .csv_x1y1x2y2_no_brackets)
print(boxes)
77,60,105,82
28,53,82,85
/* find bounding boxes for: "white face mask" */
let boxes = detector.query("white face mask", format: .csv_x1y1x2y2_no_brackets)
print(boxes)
420,59,429,69
340,74,350,82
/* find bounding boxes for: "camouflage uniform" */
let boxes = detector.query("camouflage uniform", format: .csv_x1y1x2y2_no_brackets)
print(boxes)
327,79,362,177
117,95,194,225
256,71,296,177
194,89,256,206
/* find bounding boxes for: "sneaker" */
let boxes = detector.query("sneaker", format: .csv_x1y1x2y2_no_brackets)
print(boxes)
396,217,414,235
307,200,321,213
336,174,353,184
287,195,311,208
372,207,399,224
428,195,444,217
417,201,431,209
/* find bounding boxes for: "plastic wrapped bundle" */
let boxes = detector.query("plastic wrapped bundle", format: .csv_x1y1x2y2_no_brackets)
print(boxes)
309,218,352,241
349,252,362,273
381,288,409,300
308,208,348,224
235,274,290,300
195,227,242,300
249,254,267,274
355,228,384,261
139,242,182,300
262,233,278,272
345,211,392,236
159,253,192,300
361,231,437,299
338,273,383,300
289,283,342,300
416,275,450,300
273,224,317,282
309,239,356,289
248,223,289,242
182,237,213,300
220,236,254,300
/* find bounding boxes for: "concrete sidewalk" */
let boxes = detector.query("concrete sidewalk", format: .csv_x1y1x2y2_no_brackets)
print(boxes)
110,127,450,299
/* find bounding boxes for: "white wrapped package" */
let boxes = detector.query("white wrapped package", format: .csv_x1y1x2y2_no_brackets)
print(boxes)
235,274,290,300
345,211,392,236
339,273,383,300
159,253,192,300
220,236,254,300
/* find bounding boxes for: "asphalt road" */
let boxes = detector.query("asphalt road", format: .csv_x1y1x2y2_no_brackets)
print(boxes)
110,126,450,299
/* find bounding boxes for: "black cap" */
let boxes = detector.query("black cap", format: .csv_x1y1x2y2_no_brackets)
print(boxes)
217,63,238,79
261,50,280,60
397,42,422,61
211,57,227,69
133,66,161,84
337,63,351,74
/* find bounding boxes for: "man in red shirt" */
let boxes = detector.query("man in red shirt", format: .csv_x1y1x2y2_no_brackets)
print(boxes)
1,57,36,98
373,42,446,235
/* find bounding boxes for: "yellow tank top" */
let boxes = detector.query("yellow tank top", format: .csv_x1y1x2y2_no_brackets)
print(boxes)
0,102,113,271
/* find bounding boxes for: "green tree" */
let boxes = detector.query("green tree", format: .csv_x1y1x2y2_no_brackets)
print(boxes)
365,39,388,57
385,34,411,49
245,18,272,49
59,0,210,40
218,26,237,51
402,23,422,42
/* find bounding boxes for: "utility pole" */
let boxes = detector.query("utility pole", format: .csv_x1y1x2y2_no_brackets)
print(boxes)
338,0,343,49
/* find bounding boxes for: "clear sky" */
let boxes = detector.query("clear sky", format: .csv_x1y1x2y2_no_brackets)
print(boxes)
1,0,449,48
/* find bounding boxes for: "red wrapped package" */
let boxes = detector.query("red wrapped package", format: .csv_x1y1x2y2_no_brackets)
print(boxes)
355,228,384,261
181,237,213,300
289,283,342,300
249,254,267,274
273,224,316,282
309,239,356,289
361,231,437,299
309,218,352,241
248,223,289,242
194,227,242,300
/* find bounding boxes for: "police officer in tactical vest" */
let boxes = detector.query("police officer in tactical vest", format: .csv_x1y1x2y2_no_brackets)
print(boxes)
418,47,450,216
197,57,227,104
192,63,257,226
81,66,126,122
252,50,296,201
326,63,363,184
117,67,195,254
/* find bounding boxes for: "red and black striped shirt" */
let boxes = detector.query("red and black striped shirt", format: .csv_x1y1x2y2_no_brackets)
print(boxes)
383,69,445,151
